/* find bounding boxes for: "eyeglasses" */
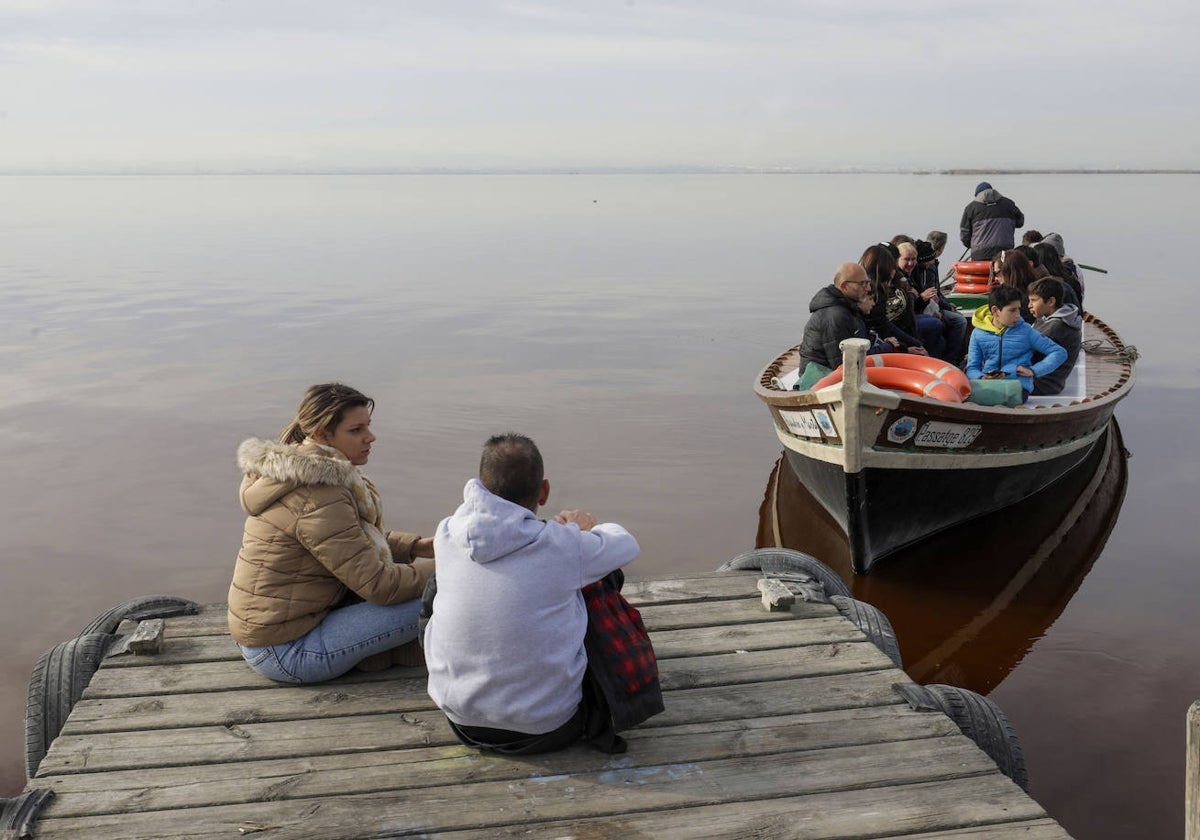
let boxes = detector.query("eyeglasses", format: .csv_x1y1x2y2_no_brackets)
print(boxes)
848,280,873,286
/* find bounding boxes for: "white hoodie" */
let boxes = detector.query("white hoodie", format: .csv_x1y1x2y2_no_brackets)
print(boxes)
424,479,639,734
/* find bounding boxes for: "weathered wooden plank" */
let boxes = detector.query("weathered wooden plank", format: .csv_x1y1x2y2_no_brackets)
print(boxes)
39,704,956,777
60,663,906,737
33,738,1009,838
86,634,892,698
107,612,867,668
431,777,1052,840
757,577,796,611
37,716,966,817
164,590,839,640
625,571,788,604
894,820,1073,839
104,634,241,666
125,619,165,654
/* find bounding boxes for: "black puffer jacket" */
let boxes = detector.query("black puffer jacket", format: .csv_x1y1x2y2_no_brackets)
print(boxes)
798,285,864,369
960,188,1024,260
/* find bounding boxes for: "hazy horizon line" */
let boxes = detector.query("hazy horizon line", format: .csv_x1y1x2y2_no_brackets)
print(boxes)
2,166,1198,177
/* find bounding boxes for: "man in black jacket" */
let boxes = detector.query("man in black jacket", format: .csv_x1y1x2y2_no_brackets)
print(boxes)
960,182,1024,260
798,262,876,371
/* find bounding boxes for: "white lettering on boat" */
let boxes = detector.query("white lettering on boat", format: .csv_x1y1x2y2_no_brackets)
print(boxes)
914,422,982,448
781,410,824,438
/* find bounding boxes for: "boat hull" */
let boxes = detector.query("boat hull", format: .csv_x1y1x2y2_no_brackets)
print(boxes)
783,429,1104,568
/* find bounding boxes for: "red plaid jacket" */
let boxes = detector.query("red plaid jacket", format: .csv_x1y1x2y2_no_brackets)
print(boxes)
582,570,664,731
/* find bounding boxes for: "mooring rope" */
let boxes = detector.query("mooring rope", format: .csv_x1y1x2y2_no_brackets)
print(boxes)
1082,338,1140,363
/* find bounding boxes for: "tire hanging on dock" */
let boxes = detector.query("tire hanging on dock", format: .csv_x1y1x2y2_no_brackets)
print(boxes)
829,595,902,668
925,684,1028,791
0,789,54,836
25,633,117,778
77,594,199,636
717,548,852,599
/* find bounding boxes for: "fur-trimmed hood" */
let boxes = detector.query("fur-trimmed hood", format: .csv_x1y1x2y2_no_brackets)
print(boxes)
237,438,361,517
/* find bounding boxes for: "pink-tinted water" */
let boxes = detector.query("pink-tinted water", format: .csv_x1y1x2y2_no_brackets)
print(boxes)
1,174,1196,838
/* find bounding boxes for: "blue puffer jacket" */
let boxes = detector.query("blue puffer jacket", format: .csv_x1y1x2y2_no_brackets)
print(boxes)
965,305,1067,393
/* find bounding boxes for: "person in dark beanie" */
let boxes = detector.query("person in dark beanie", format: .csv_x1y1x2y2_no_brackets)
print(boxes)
960,182,1024,261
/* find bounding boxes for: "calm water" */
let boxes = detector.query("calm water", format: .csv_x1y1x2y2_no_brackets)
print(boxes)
2,173,1197,837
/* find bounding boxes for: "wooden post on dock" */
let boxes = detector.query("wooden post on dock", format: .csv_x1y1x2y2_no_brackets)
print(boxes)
1188,700,1200,840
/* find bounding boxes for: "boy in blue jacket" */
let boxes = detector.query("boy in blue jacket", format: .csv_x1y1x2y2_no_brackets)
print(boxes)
966,285,1066,403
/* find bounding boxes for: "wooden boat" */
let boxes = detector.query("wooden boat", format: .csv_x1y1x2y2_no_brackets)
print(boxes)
753,312,1135,574
756,416,1129,691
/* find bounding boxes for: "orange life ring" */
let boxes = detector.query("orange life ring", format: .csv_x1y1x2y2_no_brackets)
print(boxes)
955,273,993,286
812,365,964,403
955,281,992,294
954,260,992,277
865,353,971,399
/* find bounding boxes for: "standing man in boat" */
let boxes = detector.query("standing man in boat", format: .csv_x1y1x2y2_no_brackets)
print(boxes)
960,182,1024,261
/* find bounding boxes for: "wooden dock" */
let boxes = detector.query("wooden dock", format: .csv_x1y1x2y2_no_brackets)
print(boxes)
22,572,1073,838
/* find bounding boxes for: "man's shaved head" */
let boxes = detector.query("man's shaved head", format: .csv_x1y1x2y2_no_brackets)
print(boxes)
833,262,870,302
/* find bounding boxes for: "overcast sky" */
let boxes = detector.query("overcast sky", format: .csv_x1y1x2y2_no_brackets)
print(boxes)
2,0,1196,172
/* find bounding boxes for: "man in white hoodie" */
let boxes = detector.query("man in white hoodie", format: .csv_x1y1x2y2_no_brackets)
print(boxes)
424,433,640,753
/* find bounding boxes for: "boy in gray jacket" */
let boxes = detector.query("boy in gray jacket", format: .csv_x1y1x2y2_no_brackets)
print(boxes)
424,433,640,753
1028,277,1083,396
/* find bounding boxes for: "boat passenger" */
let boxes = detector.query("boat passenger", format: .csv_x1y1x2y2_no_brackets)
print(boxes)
1033,240,1084,306
966,286,1067,404
925,229,949,259
1028,277,1083,396
990,249,1039,323
797,262,885,379
1022,229,1044,246
908,239,968,363
228,383,435,684
960,182,1025,261
855,286,894,355
859,243,928,356
889,242,932,350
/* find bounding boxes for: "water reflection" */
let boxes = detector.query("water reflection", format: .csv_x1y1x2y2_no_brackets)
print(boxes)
756,419,1129,695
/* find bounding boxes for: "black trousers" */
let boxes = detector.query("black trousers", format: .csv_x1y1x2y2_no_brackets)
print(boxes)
447,669,625,755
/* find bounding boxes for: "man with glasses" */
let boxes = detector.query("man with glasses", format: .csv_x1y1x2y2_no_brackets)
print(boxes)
797,262,890,383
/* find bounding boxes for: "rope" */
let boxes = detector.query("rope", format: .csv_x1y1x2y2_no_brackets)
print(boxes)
1082,338,1139,363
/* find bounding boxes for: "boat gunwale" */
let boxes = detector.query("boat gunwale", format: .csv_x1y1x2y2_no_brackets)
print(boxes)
755,311,1135,420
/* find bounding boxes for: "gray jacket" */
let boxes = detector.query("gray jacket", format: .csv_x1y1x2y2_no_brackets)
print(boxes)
1032,304,1083,395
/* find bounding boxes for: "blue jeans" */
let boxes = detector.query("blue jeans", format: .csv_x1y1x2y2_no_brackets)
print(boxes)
917,309,968,364
239,598,422,684
940,309,968,364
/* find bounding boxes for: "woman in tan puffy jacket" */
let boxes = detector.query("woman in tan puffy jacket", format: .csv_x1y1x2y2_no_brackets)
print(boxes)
229,383,435,683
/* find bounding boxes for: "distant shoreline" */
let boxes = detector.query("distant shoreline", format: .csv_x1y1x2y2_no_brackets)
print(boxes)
2,167,1197,176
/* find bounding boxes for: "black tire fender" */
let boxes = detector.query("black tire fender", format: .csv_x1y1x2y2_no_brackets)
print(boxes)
925,683,1028,791
78,594,199,636
717,548,852,599
25,633,116,778
0,789,54,835
829,595,902,668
